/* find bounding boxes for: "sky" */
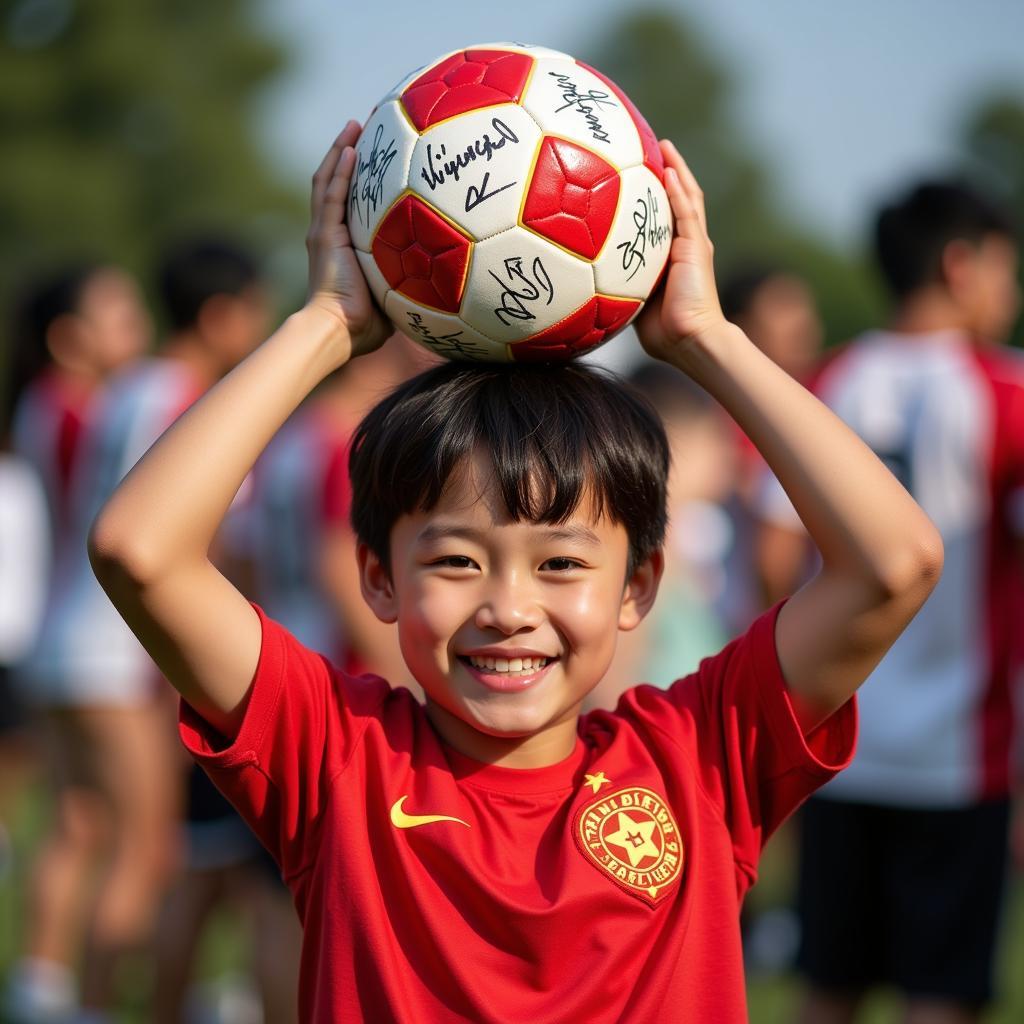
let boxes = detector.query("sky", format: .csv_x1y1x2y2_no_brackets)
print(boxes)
257,0,1024,249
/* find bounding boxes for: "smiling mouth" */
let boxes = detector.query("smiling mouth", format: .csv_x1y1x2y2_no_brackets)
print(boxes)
462,654,551,677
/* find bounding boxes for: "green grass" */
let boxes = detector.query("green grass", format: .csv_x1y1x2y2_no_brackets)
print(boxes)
3,785,1022,1022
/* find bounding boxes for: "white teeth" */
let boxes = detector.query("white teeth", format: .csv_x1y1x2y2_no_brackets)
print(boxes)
466,655,550,675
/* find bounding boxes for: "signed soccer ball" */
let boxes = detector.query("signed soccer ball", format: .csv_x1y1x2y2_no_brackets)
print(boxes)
348,43,672,363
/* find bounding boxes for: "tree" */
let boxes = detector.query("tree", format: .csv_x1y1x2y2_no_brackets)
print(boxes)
0,0,303,359
578,7,884,345
960,94,1024,347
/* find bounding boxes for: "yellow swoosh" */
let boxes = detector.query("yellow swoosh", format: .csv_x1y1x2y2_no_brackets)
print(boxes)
390,795,470,829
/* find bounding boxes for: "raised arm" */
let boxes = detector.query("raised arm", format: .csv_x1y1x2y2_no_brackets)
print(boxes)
89,122,390,738
637,142,943,730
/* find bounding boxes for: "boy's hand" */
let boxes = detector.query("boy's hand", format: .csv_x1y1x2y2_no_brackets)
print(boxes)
636,141,729,362
305,121,392,361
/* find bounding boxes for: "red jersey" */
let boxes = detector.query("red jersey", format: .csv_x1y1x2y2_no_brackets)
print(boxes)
12,369,94,537
180,603,855,1023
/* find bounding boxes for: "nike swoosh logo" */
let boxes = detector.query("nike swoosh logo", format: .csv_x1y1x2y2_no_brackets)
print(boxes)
389,795,470,830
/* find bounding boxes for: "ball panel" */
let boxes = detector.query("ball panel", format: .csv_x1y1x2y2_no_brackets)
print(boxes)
471,42,573,61
592,166,672,300
401,49,535,133
461,228,594,343
349,102,419,252
378,50,460,105
385,292,501,361
520,59,643,167
409,104,541,242
371,194,473,314
510,294,641,362
521,136,621,260
355,249,390,308
576,61,664,179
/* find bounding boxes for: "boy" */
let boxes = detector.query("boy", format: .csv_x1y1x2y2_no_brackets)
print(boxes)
89,123,942,1022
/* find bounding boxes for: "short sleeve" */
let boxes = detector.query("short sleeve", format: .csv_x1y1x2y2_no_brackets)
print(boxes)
178,604,389,881
628,604,856,880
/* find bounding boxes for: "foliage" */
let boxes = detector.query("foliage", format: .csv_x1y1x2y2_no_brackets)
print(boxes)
0,0,304,358
578,7,886,346
960,93,1024,347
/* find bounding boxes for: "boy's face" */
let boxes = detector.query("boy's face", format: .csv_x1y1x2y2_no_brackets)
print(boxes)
359,451,661,767
950,233,1021,342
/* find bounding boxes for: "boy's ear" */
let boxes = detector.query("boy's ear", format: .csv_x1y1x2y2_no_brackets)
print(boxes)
357,543,398,624
618,548,664,632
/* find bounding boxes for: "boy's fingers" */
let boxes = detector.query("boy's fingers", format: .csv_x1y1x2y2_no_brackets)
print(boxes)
663,166,700,240
661,140,708,236
322,147,358,227
311,120,362,217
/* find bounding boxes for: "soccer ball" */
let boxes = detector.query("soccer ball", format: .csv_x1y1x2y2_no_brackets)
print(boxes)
348,43,672,363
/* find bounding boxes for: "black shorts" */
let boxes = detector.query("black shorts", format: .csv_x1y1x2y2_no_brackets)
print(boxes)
185,763,281,880
796,795,1010,1007
0,665,28,735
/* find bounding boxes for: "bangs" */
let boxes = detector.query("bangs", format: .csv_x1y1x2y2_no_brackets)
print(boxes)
349,362,669,572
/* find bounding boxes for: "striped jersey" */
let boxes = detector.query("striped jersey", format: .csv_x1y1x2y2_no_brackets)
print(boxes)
24,359,202,699
810,330,1024,806
245,406,353,662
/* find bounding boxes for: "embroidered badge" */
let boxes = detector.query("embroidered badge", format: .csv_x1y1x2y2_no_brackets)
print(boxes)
573,786,684,906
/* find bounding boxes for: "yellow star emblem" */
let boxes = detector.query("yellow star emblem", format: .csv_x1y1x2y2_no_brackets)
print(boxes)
583,771,611,794
605,813,660,868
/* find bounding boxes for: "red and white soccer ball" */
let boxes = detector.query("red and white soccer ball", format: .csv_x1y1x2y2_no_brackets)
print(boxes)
348,43,672,363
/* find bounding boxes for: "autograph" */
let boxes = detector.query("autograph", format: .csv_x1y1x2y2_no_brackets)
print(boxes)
420,117,520,191
465,172,518,213
349,122,399,229
488,256,554,327
405,312,490,360
616,188,671,281
546,71,617,144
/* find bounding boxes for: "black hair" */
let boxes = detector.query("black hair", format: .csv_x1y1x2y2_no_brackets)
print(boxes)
719,263,785,323
349,361,670,574
3,262,102,435
158,237,261,331
874,180,1016,300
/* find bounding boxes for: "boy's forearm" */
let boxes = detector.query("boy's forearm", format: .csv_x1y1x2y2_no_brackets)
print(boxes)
90,306,350,584
666,323,942,594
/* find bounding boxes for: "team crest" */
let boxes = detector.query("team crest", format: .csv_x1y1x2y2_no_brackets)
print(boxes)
573,785,684,906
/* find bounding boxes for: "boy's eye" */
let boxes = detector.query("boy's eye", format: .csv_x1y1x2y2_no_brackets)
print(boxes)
432,555,476,569
541,557,582,572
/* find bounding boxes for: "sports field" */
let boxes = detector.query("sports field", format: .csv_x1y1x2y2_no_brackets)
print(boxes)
2,785,1021,1022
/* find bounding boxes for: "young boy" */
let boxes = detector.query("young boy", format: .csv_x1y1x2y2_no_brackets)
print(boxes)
89,123,942,1022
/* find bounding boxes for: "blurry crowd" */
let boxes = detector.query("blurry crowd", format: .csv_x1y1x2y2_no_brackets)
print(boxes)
0,173,1022,1024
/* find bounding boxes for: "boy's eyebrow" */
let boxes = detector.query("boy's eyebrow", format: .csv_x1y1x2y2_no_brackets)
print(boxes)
415,523,602,547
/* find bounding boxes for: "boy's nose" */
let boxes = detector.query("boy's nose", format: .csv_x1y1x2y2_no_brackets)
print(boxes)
474,576,543,634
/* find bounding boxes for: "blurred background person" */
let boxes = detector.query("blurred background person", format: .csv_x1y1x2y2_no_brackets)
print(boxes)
587,360,738,707
244,333,432,682
3,264,150,1023
4,241,268,1022
779,181,1022,1024
719,265,826,619
0,382,49,883
720,265,824,383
